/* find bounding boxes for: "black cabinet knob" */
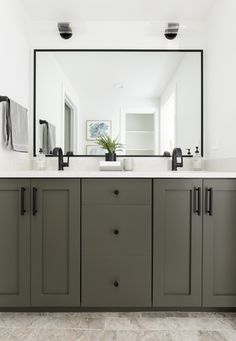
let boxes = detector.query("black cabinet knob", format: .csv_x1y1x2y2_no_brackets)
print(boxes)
114,190,119,196
113,229,119,235
113,281,119,287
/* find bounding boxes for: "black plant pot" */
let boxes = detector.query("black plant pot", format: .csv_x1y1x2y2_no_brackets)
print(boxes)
105,152,117,161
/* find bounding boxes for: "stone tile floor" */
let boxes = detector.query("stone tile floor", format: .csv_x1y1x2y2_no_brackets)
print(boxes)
0,312,235,340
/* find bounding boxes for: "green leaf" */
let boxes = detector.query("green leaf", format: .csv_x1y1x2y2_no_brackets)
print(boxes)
96,135,123,153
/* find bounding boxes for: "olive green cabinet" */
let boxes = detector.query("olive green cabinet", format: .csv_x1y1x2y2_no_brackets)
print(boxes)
0,179,30,307
81,179,152,307
203,179,236,307
1,177,236,309
31,179,80,307
153,179,203,307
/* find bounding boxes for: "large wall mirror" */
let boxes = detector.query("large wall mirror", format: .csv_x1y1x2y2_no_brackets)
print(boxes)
34,50,203,157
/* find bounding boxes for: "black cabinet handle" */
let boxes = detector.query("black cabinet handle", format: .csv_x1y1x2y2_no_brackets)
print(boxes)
194,187,201,216
32,187,37,216
206,188,213,216
113,229,119,235
114,190,119,196
113,281,119,287
21,187,26,216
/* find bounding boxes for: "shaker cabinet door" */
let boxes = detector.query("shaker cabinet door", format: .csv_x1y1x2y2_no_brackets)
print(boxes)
31,179,80,307
203,179,236,307
0,179,30,307
153,179,203,307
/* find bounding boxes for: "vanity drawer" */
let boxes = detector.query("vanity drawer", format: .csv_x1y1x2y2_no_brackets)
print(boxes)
82,205,151,257
82,179,152,205
81,256,151,307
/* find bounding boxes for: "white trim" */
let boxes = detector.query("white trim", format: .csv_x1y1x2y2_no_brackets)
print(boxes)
61,84,78,154
160,85,177,154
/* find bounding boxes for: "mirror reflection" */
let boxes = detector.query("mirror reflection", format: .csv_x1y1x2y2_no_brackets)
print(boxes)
35,51,202,156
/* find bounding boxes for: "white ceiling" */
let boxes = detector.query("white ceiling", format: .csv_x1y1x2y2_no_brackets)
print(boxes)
21,0,216,22
50,51,186,98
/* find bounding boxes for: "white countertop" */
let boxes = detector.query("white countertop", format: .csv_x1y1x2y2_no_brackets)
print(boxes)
0,170,236,178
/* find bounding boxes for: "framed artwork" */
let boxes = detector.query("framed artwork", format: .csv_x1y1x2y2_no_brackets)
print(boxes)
86,145,106,156
86,120,111,141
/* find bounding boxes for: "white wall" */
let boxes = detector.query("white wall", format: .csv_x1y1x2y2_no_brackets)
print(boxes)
0,0,31,168
160,53,202,154
205,0,236,159
29,21,207,50
0,0,209,170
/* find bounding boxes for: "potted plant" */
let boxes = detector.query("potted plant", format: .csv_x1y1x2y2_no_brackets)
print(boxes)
96,135,123,161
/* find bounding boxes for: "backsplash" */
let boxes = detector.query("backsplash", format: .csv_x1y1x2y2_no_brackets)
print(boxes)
36,156,194,172
205,158,236,172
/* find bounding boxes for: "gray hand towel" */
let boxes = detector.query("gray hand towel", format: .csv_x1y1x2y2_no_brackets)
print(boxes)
9,99,29,152
1,101,12,148
42,122,56,154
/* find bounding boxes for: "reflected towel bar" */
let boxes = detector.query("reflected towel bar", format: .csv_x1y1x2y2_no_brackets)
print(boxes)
0,96,10,103
39,119,49,127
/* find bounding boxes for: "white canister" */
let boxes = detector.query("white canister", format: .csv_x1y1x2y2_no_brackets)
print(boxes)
123,158,133,171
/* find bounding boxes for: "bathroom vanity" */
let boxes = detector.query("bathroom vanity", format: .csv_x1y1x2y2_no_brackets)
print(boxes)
0,172,236,310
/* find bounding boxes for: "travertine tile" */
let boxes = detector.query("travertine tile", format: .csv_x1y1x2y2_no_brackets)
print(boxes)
104,317,136,330
141,312,168,318
26,328,86,341
165,317,235,332
198,331,228,341
78,318,106,330
117,312,142,318
0,313,37,328
140,312,191,318
170,331,199,341
0,312,234,340
0,328,11,341
139,330,173,341
73,312,119,318
112,331,140,341
0,327,40,341
130,317,168,331
221,330,236,341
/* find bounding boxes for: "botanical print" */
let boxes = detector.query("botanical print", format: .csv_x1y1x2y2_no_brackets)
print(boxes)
86,145,106,156
86,120,111,140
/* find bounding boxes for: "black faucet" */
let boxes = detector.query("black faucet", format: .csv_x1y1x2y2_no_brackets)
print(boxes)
52,147,70,171
172,148,183,171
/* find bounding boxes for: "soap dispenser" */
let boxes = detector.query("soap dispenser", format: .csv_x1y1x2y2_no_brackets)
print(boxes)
37,148,47,170
192,146,202,171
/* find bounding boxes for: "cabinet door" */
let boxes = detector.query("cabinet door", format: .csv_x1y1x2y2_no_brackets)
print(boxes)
31,179,80,306
203,179,236,307
153,179,202,307
0,179,30,307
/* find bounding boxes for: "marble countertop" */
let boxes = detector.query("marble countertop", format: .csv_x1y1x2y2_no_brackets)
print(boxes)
0,170,236,178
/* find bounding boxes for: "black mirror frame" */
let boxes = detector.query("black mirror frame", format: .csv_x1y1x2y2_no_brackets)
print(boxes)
33,49,204,157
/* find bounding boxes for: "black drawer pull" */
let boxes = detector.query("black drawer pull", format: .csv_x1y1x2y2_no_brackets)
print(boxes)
193,187,201,216
206,188,213,216
21,187,26,216
113,229,119,235
32,187,37,216
114,190,119,196
113,281,119,287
